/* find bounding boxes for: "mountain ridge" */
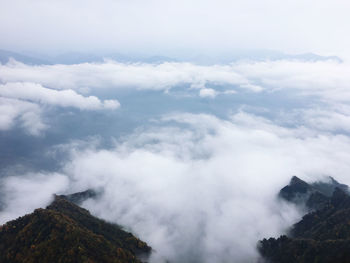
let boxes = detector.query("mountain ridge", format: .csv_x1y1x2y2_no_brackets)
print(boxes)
0,49,342,65
259,176,350,263
0,194,151,263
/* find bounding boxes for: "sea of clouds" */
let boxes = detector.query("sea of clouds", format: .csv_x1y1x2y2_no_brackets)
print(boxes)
1,58,350,262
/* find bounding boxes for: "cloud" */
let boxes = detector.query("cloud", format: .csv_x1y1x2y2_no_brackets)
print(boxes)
3,59,350,136
0,78,119,135
0,172,69,224
199,88,217,98
64,113,350,262
4,112,350,262
232,59,350,102
1,59,349,104
199,88,237,98
0,60,251,92
2,58,350,261
0,82,120,110
0,97,47,135
296,107,350,133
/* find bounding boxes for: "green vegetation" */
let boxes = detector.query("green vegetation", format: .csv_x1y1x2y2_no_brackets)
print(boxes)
0,196,151,263
259,177,350,263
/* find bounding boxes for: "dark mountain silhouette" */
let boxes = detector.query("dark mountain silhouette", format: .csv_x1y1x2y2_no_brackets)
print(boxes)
58,189,100,205
259,176,350,263
0,194,151,263
279,176,348,210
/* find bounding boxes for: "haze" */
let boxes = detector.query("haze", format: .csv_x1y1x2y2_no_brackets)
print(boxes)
1,0,350,58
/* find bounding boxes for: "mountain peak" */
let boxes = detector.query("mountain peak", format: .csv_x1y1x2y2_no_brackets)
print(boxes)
0,193,151,263
290,176,309,187
279,176,311,203
279,175,350,211
259,177,350,263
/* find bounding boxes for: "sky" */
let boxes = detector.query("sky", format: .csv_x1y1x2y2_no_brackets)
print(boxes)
1,1,350,263
1,0,350,58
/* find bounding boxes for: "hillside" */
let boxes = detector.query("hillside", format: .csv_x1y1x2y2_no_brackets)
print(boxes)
259,177,350,263
0,195,151,263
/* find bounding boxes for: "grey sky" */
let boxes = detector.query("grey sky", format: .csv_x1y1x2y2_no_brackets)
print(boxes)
1,0,350,58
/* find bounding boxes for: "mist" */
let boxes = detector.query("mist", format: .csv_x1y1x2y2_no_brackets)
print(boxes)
2,107,350,261
1,19,350,263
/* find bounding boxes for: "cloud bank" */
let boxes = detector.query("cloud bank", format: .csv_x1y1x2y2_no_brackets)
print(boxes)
1,59,348,102
0,173,69,223
3,112,350,262
0,69,120,134
0,82,120,110
2,57,350,261
2,58,350,135
0,97,47,135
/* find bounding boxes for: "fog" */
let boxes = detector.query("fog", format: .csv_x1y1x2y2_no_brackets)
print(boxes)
2,112,350,261
2,58,350,262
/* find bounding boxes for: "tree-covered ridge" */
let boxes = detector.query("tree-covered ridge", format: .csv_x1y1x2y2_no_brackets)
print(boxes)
0,195,151,263
259,177,350,263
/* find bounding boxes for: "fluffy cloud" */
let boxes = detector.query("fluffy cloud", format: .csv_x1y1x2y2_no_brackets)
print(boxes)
3,112,350,262
0,173,69,224
297,106,350,132
232,59,350,101
1,59,349,103
0,59,254,92
2,58,350,260
0,97,47,135
0,82,120,110
66,114,350,262
0,79,119,135
199,88,217,98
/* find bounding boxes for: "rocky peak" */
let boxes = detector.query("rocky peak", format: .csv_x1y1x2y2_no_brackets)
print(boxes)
259,176,350,263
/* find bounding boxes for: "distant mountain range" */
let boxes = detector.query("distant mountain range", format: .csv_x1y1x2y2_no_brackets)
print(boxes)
259,176,350,263
0,49,51,65
0,49,342,65
0,49,178,65
0,190,151,263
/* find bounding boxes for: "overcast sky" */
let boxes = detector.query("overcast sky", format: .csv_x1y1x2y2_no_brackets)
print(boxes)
1,0,350,58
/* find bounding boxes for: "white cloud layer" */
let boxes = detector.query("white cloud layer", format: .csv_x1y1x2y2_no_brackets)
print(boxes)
1,59,349,103
199,88,217,98
0,97,47,135
0,82,120,110
2,58,350,135
1,58,350,261
0,67,120,135
0,60,250,92
0,173,69,223
3,112,350,262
